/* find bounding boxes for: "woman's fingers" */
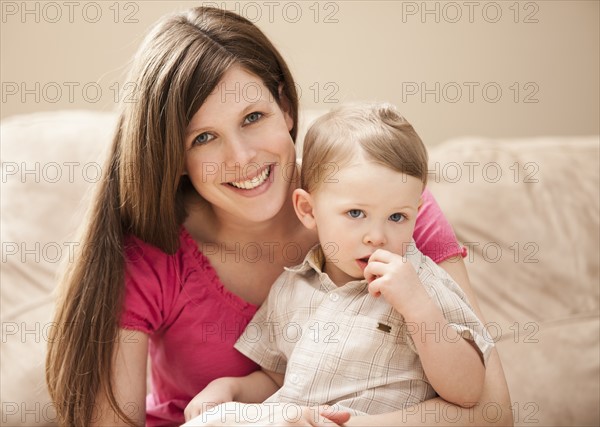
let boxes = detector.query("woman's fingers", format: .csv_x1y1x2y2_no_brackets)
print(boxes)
184,402,351,426
184,405,206,423
318,405,351,426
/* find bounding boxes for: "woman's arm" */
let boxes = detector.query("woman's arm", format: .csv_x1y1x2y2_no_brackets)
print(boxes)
346,256,513,427
234,370,284,402
185,370,283,422
92,329,148,427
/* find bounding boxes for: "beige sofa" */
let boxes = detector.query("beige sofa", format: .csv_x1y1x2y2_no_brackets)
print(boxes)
1,110,599,426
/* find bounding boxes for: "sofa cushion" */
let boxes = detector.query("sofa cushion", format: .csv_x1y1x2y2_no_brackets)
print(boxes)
428,136,600,426
428,136,599,325
1,110,117,426
1,110,118,312
1,296,57,425
496,315,599,426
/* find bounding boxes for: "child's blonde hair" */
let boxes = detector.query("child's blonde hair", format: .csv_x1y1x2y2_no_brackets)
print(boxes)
300,103,428,192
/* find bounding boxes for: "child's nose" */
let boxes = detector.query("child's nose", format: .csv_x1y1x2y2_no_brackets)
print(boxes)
363,225,387,247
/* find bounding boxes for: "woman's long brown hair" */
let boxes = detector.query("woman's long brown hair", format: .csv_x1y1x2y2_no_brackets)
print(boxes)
45,7,298,426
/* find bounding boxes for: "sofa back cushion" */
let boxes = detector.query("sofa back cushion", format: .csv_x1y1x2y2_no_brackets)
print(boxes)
1,111,117,426
428,136,600,426
428,136,599,327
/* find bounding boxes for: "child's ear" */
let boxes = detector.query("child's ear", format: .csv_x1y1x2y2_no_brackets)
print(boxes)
417,195,423,211
293,188,317,229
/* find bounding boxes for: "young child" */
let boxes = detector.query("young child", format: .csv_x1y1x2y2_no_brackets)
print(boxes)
184,103,493,421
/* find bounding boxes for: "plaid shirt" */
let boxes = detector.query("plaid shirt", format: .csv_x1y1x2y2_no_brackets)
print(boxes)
234,243,493,415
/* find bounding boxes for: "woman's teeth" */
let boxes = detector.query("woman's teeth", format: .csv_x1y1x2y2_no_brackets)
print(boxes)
229,166,270,190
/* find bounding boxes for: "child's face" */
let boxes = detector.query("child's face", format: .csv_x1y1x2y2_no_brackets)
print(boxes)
308,161,423,286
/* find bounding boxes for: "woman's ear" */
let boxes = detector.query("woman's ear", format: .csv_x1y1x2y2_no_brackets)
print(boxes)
278,84,294,132
293,188,317,230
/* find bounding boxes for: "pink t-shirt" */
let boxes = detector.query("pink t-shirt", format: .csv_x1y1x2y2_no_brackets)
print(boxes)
120,188,465,426
413,188,468,263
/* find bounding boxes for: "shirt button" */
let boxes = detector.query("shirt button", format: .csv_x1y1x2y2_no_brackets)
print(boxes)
329,293,339,302
289,373,299,384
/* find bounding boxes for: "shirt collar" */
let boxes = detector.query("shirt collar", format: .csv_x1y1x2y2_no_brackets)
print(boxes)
285,244,325,274
404,240,425,271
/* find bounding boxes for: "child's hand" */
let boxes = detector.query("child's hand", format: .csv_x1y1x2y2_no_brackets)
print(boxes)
363,249,429,315
184,378,236,422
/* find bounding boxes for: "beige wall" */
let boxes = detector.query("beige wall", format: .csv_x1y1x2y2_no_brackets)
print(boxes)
1,0,598,145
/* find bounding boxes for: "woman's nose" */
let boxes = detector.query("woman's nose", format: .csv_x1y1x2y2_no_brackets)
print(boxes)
223,134,257,167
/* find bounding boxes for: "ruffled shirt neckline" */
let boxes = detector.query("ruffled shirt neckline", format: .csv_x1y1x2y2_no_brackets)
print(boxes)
180,226,258,315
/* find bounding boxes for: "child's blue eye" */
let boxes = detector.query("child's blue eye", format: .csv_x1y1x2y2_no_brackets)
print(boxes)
389,213,405,222
347,210,364,219
244,112,263,124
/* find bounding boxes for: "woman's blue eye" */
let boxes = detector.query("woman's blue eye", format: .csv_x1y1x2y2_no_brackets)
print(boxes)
193,132,213,145
389,213,405,222
347,209,364,219
244,112,263,124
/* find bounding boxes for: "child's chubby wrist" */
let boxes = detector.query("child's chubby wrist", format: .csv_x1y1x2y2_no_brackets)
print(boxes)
395,286,437,322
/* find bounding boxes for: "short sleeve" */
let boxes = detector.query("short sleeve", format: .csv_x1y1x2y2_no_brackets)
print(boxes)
417,259,495,365
120,235,172,334
414,188,467,263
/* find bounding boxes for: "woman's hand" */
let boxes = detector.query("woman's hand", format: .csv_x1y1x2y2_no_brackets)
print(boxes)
319,406,351,425
182,402,350,426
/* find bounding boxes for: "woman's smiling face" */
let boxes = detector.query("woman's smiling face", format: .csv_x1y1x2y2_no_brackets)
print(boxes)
184,65,297,224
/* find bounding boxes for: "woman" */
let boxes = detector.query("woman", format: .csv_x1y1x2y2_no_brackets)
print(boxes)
46,6,512,427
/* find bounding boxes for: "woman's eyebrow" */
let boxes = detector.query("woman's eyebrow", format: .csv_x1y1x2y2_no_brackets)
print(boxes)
185,125,209,137
240,98,269,114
